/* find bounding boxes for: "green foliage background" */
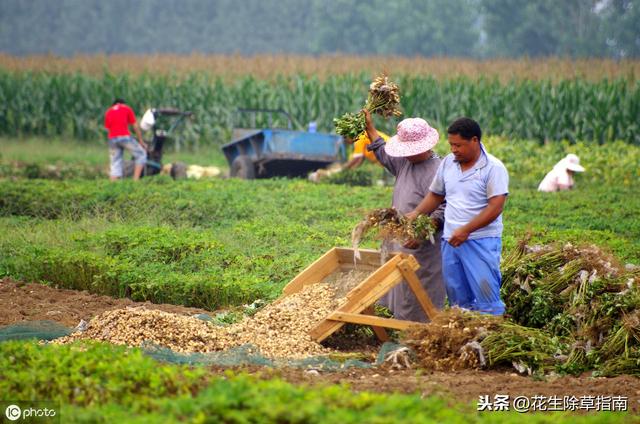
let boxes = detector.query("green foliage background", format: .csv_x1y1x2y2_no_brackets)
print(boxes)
1,0,638,58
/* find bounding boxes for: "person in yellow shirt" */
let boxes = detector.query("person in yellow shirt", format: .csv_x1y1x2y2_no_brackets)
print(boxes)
307,130,390,183
343,131,390,170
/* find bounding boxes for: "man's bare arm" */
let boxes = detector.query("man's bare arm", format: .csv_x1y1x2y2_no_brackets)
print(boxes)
133,123,147,150
406,192,445,221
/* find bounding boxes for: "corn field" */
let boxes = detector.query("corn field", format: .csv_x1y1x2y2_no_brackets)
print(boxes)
2,54,638,82
1,71,638,145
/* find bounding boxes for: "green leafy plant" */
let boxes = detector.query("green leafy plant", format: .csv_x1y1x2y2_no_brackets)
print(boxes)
334,73,402,139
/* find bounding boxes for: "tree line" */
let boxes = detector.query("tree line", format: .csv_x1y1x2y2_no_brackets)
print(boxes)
0,0,638,58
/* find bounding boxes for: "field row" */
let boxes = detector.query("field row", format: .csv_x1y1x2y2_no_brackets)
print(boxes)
2,54,638,81
1,180,638,311
1,72,639,144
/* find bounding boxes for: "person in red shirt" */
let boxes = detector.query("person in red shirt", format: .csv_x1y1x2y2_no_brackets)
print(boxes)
104,99,148,181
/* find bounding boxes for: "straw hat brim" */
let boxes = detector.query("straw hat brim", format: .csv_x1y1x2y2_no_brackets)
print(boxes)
566,163,585,172
384,128,439,158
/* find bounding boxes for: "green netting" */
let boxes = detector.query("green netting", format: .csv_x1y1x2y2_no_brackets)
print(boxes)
142,343,275,367
287,356,372,371
142,342,375,370
0,320,73,341
192,313,214,322
375,341,407,365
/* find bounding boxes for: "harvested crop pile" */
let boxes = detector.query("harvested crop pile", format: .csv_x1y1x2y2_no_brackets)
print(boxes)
403,241,640,377
403,307,502,370
351,208,435,260
55,308,220,353
220,282,336,358
56,270,371,360
334,73,402,139
500,241,640,376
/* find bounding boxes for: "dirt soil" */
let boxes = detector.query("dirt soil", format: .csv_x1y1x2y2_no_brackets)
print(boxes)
2,278,639,413
0,278,212,327
220,366,640,413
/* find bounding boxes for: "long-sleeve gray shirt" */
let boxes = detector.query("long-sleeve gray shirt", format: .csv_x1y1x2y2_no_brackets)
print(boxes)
367,137,447,321
367,137,445,225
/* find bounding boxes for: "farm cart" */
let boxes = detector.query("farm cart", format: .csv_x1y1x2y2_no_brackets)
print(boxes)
221,109,345,179
123,108,193,179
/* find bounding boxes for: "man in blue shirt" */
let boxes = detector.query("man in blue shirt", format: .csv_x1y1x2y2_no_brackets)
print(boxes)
406,117,509,315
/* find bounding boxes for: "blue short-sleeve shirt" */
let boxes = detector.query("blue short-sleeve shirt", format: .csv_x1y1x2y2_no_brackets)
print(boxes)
429,144,509,240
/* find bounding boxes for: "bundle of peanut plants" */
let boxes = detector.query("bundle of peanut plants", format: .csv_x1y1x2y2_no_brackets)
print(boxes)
334,74,402,139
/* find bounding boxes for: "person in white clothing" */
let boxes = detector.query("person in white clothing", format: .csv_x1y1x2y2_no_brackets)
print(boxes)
538,154,585,192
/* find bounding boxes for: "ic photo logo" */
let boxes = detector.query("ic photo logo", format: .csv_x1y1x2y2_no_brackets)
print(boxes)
4,404,21,421
3,402,58,422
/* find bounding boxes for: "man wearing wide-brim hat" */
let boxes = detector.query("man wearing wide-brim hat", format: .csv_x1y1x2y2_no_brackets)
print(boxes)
537,153,586,192
407,117,509,316
364,110,447,323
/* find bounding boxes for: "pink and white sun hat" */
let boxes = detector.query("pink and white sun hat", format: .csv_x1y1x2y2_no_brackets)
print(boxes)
562,154,585,172
384,118,439,157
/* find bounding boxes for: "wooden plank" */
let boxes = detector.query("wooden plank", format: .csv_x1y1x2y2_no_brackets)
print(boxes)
398,259,439,321
400,253,421,271
327,312,423,331
309,255,408,342
342,263,405,305
282,248,339,296
335,247,383,268
341,254,404,302
309,253,425,342
337,263,378,272
363,306,389,342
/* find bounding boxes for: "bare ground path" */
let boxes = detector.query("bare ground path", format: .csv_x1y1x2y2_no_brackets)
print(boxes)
0,278,212,327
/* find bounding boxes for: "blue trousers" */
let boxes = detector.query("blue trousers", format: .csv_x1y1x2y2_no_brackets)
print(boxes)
441,237,505,315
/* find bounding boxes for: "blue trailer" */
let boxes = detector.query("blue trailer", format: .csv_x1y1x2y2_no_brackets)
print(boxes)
221,109,345,179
